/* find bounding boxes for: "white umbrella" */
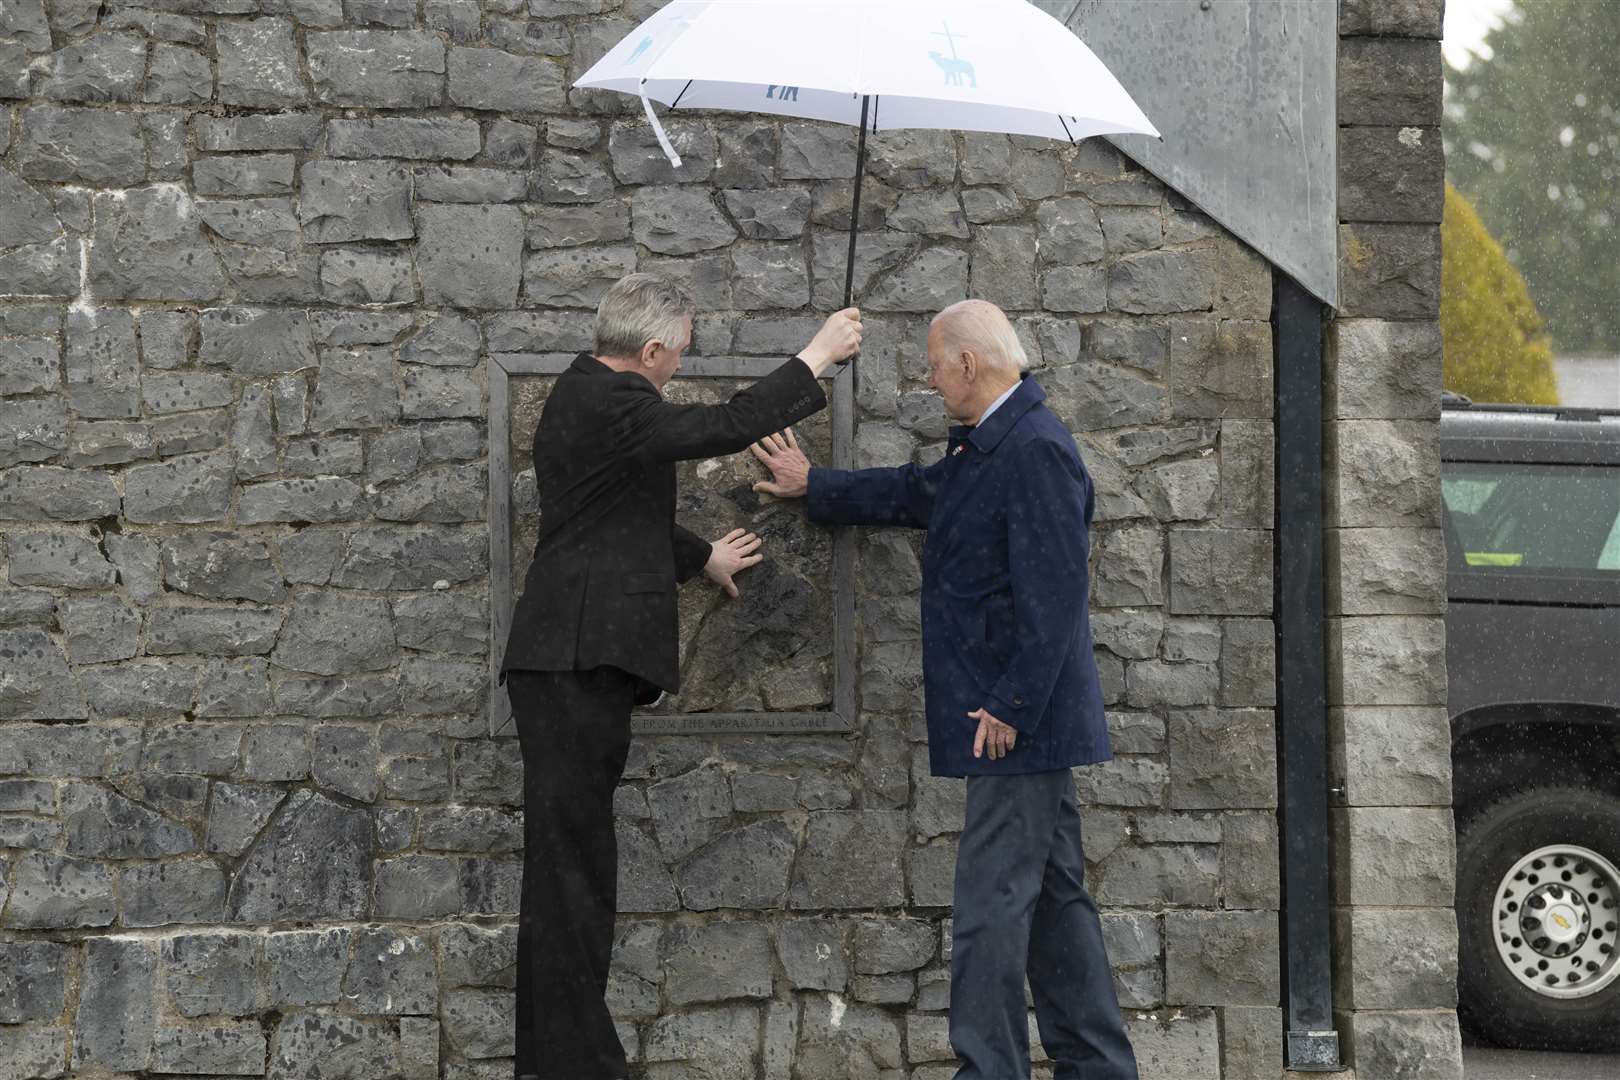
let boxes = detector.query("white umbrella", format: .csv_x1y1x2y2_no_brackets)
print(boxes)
576,0,1160,309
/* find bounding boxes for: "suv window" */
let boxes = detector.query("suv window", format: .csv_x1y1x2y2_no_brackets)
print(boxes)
1443,463,1620,574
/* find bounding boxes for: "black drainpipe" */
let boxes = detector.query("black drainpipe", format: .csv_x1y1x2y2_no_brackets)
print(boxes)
1273,271,1341,1070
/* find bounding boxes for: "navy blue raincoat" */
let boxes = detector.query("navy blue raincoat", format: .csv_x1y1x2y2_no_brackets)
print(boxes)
807,375,1111,777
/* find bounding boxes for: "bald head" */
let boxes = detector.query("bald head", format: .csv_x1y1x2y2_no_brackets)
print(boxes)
930,300,1028,374
925,300,1027,425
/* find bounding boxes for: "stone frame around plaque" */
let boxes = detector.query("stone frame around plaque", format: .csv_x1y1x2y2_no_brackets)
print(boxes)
486,352,858,738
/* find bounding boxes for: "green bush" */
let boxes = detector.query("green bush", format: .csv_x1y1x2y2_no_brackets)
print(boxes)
1441,184,1559,405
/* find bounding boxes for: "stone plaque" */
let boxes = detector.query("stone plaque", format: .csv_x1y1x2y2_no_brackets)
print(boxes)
487,354,855,736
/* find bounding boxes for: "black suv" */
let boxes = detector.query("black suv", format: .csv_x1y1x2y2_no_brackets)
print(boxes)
1444,397,1620,1050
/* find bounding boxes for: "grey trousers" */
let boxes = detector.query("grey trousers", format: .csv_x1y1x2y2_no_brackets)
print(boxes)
950,770,1139,1080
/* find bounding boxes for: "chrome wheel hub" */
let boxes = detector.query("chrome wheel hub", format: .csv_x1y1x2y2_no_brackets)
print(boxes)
1493,844,1620,999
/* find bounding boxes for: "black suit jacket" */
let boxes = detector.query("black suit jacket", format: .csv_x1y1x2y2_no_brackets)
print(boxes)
499,352,827,697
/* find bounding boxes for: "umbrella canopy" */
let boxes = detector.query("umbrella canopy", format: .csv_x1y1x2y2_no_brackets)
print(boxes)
576,0,1159,166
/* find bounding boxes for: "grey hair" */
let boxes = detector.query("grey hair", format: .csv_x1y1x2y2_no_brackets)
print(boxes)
931,299,1029,372
594,273,696,359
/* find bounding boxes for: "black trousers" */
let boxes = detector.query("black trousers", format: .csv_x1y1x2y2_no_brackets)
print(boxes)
950,770,1139,1080
506,668,637,1080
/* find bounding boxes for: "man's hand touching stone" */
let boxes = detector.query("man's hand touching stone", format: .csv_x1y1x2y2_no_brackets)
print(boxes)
750,429,812,499
705,528,762,599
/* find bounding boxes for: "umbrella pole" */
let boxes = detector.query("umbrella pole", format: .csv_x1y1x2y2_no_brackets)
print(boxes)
841,94,871,311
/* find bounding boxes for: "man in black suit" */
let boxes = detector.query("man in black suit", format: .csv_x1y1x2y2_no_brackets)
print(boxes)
498,272,861,1080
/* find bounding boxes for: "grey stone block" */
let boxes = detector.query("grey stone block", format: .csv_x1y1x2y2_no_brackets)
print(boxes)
162,930,262,1017
193,154,296,197
971,224,1038,310
299,160,413,244
777,918,848,991
1340,126,1445,224
1327,615,1447,707
796,996,903,1078
1107,248,1214,314
1218,1006,1284,1080
536,149,615,203
790,811,907,909
439,922,517,989
732,241,811,310
17,105,145,185
0,466,120,522
72,937,156,1070
1343,1009,1464,1080
1330,706,1452,807
1169,709,1278,809
1094,843,1219,907
7,530,115,588
1126,660,1218,708
0,339,59,397
61,781,195,858
1327,318,1442,420
307,30,444,107
375,463,485,523
200,306,318,375
664,922,774,1005
0,627,87,720
1340,0,1444,37
631,186,737,255
609,120,716,184
328,116,476,162
443,988,514,1059
855,917,937,974
522,243,636,307
1107,711,1167,755
373,854,461,919
1220,811,1281,909
218,17,305,106
418,204,525,309
1220,618,1276,707
1043,359,1166,431
1339,37,1443,126
415,165,527,203
266,927,349,1006
1327,527,1446,615
228,790,373,921
205,781,286,856
343,926,437,1014
118,859,228,927
161,534,287,603
81,661,197,718
0,398,67,467
193,112,322,152
864,246,969,313
1334,908,1458,1009
90,187,225,301
239,477,368,524
124,452,234,524
810,230,917,308
1095,523,1164,607
1169,317,1272,420
527,200,631,249
1168,528,1272,615
1077,756,1168,808
65,307,140,419
1339,223,1441,319
1332,807,1455,907
1326,419,1441,529
1218,419,1274,529
150,1021,267,1075
1135,458,1218,521
1166,911,1280,1006
0,941,67,1022
616,820,679,913
4,850,114,928
676,819,795,911
146,605,283,656
781,123,858,180
908,841,957,908
266,1011,401,1080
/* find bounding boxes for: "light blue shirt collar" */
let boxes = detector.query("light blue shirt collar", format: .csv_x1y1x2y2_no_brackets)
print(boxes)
973,379,1022,427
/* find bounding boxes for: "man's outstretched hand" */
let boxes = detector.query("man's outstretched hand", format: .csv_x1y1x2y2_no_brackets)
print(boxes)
705,528,762,598
970,707,1018,760
750,428,812,499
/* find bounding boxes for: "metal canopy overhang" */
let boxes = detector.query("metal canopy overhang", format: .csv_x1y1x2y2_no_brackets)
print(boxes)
1037,0,1340,308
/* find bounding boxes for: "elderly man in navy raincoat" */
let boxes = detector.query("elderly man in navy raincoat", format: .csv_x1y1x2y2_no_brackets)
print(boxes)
752,299,1138,1080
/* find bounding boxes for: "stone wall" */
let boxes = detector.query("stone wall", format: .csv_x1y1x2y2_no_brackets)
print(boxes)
0,1,1447,1078
1329,1,1463,1077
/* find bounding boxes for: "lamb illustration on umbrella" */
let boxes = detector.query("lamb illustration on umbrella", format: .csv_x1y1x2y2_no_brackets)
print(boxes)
624,35,653,64
929,50,976,87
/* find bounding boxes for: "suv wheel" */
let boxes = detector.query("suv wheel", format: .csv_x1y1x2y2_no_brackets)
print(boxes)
1457,786,1620,1050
